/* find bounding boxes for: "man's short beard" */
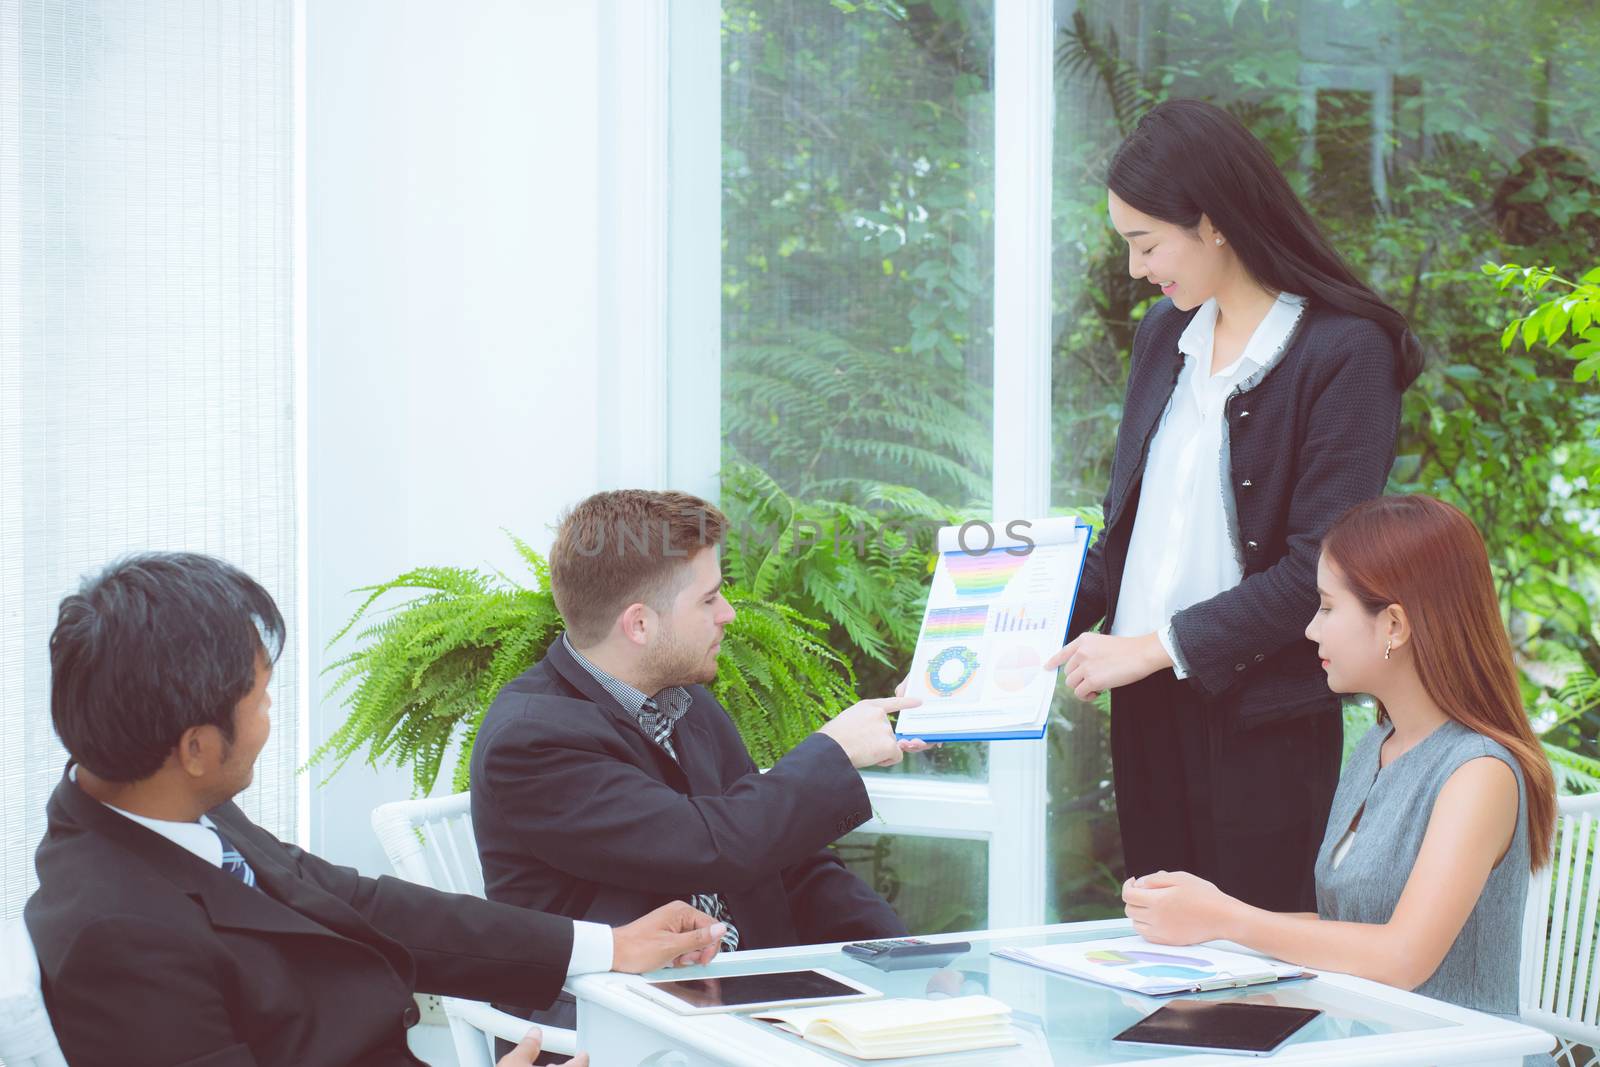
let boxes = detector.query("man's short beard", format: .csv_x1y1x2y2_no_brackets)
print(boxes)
640,626,717,691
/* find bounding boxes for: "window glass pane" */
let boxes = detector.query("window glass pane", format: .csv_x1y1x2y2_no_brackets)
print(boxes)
720,0,996,781
1044,685,1122,922
1047,0,1600,920
834,831,988,935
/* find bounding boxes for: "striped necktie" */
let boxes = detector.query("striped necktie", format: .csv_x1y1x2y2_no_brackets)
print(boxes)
640,697,740,952
213,828,258,888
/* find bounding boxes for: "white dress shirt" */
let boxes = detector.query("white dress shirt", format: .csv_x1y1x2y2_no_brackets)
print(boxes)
1111,292,1307,677
72,767,614,974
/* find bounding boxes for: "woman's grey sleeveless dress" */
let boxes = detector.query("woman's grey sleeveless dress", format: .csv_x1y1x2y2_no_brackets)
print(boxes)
1314,719,1556,1065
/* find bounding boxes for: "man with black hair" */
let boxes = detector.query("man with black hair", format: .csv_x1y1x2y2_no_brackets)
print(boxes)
26,552,723,1067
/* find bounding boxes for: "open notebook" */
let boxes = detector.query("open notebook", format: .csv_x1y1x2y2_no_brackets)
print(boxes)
751,995,1017,1060
994,936,1313,997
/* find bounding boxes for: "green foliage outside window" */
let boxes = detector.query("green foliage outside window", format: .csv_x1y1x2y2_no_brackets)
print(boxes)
718,0,1600,782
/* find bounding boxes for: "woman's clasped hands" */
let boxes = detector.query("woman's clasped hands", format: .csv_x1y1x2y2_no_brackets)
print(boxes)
1122,870,1245,946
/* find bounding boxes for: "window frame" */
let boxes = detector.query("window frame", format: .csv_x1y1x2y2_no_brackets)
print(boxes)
606,0,1059,930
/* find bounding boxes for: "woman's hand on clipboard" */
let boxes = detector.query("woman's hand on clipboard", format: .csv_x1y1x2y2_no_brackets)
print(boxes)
1045,631,1173,701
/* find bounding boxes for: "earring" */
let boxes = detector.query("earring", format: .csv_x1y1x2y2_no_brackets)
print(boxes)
1214,237,1224,245
1384,639,1393,661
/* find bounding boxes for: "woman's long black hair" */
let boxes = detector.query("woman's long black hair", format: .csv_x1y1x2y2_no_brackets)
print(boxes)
1109,98,1424,387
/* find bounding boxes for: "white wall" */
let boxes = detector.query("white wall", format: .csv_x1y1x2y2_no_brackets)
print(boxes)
305,1,603,871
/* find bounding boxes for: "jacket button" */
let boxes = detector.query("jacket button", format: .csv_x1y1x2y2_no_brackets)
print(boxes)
1239,410,1250,418
1241,479,1253,488
403,1003,421,1027
1234,663,1247,672
1246,540,1259,551
1254,653,1265,662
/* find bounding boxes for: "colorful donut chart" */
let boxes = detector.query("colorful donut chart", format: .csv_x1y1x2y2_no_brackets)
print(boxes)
926,645,980,696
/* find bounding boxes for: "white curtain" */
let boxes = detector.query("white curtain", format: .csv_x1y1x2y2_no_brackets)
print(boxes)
0,0,299,918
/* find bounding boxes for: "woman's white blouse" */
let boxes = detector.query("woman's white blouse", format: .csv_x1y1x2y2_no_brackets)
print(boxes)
1110,292,1307,676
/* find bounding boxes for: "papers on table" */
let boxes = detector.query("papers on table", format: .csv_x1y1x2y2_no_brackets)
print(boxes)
751,994,1018,1060
895,516,1091,742
994,936,1313,997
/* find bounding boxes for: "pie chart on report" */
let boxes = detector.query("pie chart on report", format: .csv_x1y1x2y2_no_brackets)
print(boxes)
992,644,1041,692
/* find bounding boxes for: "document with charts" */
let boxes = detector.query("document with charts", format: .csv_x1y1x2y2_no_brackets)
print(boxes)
993,936,1312,997
895,516,1091,742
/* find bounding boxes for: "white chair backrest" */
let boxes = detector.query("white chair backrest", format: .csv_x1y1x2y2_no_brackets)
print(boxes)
371,791,486,898
0,917,69,1067
1520,790,1600,1054
371,792,577,1066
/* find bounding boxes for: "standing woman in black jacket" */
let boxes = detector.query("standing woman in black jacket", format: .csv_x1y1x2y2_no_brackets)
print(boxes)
1046,99,1424,912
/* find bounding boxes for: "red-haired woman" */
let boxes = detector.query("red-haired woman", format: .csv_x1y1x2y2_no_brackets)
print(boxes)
1122,495,1556,1035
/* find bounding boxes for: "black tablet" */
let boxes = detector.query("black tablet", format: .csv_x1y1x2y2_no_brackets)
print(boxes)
1113,999,1323,1057
633,967,882,1015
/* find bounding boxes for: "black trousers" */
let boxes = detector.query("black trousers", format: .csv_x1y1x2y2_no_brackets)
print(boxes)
1110,669,1342,913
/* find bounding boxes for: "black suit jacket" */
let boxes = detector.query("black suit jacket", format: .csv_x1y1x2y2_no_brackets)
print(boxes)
26,770,573,1067
1067,298,1405,725
470,638,906,961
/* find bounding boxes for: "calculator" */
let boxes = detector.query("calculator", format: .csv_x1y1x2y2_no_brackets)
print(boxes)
840,937,973,971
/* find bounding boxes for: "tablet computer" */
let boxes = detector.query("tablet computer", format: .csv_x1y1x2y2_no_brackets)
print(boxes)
631,967,883,1016
1113,999,1323,1057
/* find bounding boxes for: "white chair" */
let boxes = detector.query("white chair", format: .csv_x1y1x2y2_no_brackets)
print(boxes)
372,792,577,1067
1521,791,1600,1067
0,917,68,1067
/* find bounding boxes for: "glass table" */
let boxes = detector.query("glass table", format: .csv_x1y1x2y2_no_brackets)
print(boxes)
568,919,1554,1066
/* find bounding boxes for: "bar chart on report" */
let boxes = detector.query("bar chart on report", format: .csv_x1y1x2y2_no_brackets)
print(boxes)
990,602,1055,634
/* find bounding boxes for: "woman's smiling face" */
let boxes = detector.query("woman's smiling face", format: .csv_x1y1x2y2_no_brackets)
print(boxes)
1107,190,1226,312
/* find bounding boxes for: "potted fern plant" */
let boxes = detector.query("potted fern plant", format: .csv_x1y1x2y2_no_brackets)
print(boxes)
310,532,860,796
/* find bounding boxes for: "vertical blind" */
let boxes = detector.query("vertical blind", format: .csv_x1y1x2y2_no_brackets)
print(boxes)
0,0,299,918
